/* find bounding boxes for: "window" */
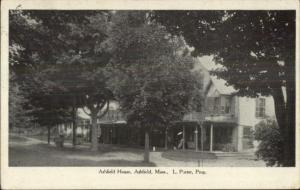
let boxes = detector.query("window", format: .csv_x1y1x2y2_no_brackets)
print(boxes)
225,103,231,113
243,127,252,138
221,106,225,113
225,99,231,113
256,98,266,117
220,96,231,114
213,97,220,112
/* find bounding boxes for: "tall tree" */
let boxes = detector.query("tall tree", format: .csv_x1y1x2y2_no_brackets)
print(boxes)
107,11,202,162
19,66,73,144
153,10,296,166
9,10,113,149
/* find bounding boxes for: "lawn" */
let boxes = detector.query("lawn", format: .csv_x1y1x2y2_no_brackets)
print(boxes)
9,134,266,167
9,135,155,167
9,144,155,167
9,135,29,143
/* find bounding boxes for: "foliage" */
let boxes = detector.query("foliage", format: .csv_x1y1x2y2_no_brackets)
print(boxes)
153,10,296,166
9,10,113,110
9,11,113,146
9,72,35,128
107,11,202,128
153,11,295,85
105,11,203,162
254,119,283,166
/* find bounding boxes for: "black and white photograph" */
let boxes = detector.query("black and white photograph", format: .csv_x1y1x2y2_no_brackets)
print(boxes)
1,0,299,189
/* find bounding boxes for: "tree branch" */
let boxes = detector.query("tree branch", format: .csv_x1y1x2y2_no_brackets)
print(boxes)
98,100,106,110
82,107,92,116
95,99,105,110
97,100,110,119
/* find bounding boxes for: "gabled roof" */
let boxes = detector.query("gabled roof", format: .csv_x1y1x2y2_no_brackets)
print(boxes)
194,56,237,95
197,56,224,71
210,76,237,95
196,56,237,96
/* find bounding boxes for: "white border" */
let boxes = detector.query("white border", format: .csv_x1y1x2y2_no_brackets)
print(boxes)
1,0,300,189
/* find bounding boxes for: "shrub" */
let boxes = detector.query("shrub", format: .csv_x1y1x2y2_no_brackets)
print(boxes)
254,119,283,166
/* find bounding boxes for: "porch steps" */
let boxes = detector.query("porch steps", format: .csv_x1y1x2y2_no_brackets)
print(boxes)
214,151,256,159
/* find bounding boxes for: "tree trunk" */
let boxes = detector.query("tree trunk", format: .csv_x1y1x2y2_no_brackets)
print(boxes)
284,79,295,166
47,126,51,145
144,128,150,163
90,113,98,151
272,88,287,165
280,55,296,167
164,127,168,150
272,88,286,134
72,106,77,147
273,89,295,166
272,56,296,166
89,125,92,142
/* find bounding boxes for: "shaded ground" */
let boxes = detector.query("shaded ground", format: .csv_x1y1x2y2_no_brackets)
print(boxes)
9,134,266,167
9,135,154,167
9,135,28,143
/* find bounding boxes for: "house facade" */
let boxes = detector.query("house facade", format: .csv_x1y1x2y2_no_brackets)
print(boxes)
202,77,275,152
192,59,276,152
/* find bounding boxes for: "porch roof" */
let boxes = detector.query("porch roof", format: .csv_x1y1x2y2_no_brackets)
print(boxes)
203,120,237,127
204,115,237,124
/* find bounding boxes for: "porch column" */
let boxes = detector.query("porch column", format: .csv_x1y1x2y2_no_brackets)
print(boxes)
194,125,198,152
210,123,214,152
182,125,186,150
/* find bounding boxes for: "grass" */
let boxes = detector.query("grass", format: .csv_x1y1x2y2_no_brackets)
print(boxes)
9,137,155,167
9,135,29,143
23,134,74,143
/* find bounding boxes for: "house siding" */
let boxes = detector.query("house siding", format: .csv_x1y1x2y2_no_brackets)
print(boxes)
236,96,276,151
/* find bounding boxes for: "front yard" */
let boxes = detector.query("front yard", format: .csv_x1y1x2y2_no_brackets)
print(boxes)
9,134,266,167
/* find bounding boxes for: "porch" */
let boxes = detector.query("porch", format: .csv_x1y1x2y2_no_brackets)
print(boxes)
170,121,238,152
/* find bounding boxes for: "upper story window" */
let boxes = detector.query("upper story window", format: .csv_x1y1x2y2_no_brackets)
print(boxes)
256,98,266,118
213,97,220,112
221,96,231,114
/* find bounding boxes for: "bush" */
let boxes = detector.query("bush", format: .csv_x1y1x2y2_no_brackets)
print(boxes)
254,119,283,166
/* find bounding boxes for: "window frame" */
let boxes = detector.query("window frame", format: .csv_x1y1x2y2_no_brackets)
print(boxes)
255,98,266,118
